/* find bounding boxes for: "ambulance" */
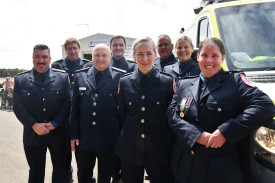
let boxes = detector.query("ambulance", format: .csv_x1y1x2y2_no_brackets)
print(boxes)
181,0,275,182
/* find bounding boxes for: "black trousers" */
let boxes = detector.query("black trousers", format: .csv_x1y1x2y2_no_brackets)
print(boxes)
24,141,66,183
121,159,174,183
75,147,117,183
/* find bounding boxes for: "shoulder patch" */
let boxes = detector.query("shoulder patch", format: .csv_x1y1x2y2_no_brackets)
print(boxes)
16,70,30,76
240,73,255,87
75,67,90,73
52,68,66,73
111,67,127,74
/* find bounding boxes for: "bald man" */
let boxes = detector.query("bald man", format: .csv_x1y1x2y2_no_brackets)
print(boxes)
70,44,126,183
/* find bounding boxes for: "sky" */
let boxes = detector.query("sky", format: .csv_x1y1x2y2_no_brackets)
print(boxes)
0,0,202,70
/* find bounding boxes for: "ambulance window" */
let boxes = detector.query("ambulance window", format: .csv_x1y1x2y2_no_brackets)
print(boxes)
198,18,210,46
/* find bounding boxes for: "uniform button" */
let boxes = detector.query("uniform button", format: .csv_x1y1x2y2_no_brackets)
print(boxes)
71,82,74,85
92,121,96,125
57,91,59,94
179,76,181,79
93,102,96,106
72,74,74,77
141,95,145,100
27,93,30,95
157,102,160,105
43,108,46,112
93,112,96,116
141,119,145,123
129,102,132,105
141,134,145,138
110,94,112,96
217,108,221,112
81,93,83,95
141,107,145,111
42,88,45,91
43,98,45,101
191,150,194,155
95,94,98,97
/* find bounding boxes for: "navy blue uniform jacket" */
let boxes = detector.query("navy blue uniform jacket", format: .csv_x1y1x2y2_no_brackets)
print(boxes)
163,59,200,84
70,66,126,152
110,56,137,73
167,69,275,183
115,68,175,166
13,68,71,145
154,54,177,71
51,58,92,85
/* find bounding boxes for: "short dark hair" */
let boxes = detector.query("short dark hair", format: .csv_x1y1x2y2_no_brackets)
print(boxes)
198,38,225,56
110,35,126,46
33,44,50,55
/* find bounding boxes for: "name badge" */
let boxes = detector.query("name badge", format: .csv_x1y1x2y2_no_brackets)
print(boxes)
79,87,86,91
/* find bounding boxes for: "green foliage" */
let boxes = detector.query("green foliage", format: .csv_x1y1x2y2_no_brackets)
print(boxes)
0,68,27,77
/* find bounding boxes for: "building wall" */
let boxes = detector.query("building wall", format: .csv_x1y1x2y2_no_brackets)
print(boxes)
61,33,136,61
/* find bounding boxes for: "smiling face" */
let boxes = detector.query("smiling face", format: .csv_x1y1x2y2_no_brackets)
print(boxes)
197,43,225,78
92,44,111,71
157,36,174,60
110,38,126,59
65,42,80,61
134,41,157,75
33,49,51,73
175,39,194,63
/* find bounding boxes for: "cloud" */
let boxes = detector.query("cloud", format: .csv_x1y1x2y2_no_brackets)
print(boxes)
0,0,202,69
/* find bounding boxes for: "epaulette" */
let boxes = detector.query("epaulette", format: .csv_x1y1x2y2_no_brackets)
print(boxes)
127,60,136,64
159,71,173,78
16,70,30,76
111,67,127,74
120,72,132,78
224,69,243,74
179,74,199,80
52,68,66,73
164,62,176,67
82,59,91,63
53,59,64,63
75,67,90,73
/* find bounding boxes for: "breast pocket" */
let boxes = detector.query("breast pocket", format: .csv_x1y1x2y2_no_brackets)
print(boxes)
49,89,65,102
20,91,37,107
102,91,118,110
205,102,232,127
125,97,139,116
148,98,165,119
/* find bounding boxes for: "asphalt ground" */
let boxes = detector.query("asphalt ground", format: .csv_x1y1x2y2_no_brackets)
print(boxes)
0,109,88,183
0,109,150,183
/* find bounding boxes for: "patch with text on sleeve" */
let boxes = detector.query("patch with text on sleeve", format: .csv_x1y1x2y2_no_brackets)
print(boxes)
240,74,255,87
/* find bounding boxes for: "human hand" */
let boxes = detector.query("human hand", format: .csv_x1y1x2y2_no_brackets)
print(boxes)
206,129,226,148
71,139,79,152
44,122,55,130
32,123,50,135
196,132,211,145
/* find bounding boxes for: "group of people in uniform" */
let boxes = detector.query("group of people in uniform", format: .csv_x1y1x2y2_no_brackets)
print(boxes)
13,34,275,183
